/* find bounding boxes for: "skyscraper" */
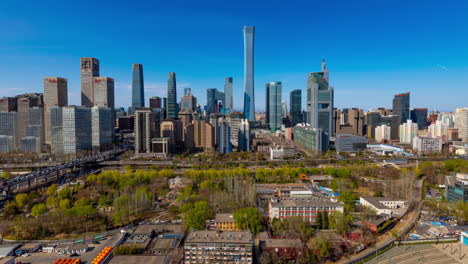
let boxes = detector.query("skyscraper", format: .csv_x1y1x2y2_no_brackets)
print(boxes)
44,77,68,144
238,119,250,152
134,108,156,154
266,81,282,132
181,88,197,111
217,118,232,154
224,77,233,114
132,63,145,108
455,108,468,142
410,108,428,130
307,60,334,137
50,107,63,154
62,106,92,155
290,89,302,126
93,77,115,108
167,72,178,119
206,88,225,116
243,26,255,121
80,58,100,107
91,106,114,151
392,92,410,125
149,96,162,109
399,119,418,144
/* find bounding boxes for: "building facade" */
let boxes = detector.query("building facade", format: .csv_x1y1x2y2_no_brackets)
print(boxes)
445,173,468,202
132,63,145,108
455,108,468,142
238,119,251,152
134,108,156,154
80,58,100,107
266,82,282,132
293,124,328,153
149,96,161,109
392,92,410,125
224,77,233,114
62,106,92,155
290,89,302,126
410,108,428,130
335,134,367,153
167,72,178,119
269,199,344,225
91,107,114,151
413,136,442,153
243,26,255,121
50,107,63,154
43,77,67,144
217,118,232,154
399,120,418,144
93,77,115,108
375,125,391,142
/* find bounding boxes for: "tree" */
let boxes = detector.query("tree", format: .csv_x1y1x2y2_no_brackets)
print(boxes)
322,211,329,229
1,171,10,179
233,207,262,235
183,201,212,230
31,203,47,217
58,187,72,200
338,191,357,213
46,184,58,197
316,212,323,230
15,193,30,208
59,199,71,209
328,211,354,234
46,197,58,209
310,237,332,260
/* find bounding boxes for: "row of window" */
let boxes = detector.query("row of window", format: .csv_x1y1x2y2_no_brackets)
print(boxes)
278,206,337,211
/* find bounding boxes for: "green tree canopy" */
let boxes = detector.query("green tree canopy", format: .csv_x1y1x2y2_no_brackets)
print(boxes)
46,184,58,197
233,207,262,235
31,203,47,217
15,193,30,208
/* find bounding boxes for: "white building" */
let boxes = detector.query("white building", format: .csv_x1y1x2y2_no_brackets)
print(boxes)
269,145,295,159
428,122,448,141
399,120,418,144
359,197,406,215
413,136,442,154
269,198,344,224
375,125,391,142
455,108,468,142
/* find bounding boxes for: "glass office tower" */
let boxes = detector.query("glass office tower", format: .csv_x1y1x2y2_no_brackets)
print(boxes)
266,81,282,132
243,26,255,121
167,72,178,119
132,64,145,108
290,89,302,126
392,92,410,125
224,77,233,114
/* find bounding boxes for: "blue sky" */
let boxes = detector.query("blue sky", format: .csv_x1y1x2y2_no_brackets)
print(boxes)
0,0,467,112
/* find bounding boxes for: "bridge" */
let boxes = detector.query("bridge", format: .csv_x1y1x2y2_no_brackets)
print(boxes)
0,148,127,195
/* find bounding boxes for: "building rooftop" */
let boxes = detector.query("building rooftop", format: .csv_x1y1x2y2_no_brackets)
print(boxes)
152,238,178,249
215,213,236,223
185,231,253,244
0,245,20,257
270,198,342,208
109,255,167,264
361,197,405,210
257,232,302,248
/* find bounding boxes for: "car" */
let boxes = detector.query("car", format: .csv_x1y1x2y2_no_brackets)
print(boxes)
91,241,100,245
21,253,31,257
70,252,79,257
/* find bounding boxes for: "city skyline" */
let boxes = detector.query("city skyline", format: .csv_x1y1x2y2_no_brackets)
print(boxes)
1,1,467,111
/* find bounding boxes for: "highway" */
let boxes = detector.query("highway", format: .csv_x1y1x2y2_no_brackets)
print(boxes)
0,148,127,194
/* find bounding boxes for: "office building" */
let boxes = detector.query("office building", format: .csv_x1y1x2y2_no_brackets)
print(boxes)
413,136,442,153
0,136,14,153
392,92,410,125
117,115,134,132
0,97,18,112
134,108,156,154
266,82,282,132
399,120,418,144
293,124,328,153
91,107,114,151
149,96,161,109
0,112,17,151
307,60,334,137
206,88,224,116
224,77,233,114
334,108,364,136
180,88,197,111
184,230,253,264
193,119,215,150
375,125,391,142
50,107,63,154
151,137,169,158
62,106,92,155
43,77,67,144
80,58,100,107
282,101,288,119
20,137,41,153
161,119,183,152
93,77,115,108
455,108,468,142
17,94,43,144
243,26,255,121
132,63,144,108
410,108,428,130
335,134,367,153
24,107,44,152
238,118,251,152
445,173,468,202
217,118,232,154
167,72,178,119
290,89,302,126
268,198,343,224
226,113,243,148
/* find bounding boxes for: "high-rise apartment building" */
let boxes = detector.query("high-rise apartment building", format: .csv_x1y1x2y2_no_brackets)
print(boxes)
217,118,232,154
167,72,178,119
134,108,156,154
428,123,449,141
392,92,410,125
455,108,468,142
307,61,334,138
92,107,114,151
375,125,391,142
224,77,233,114
266,82,282,132
226,113,243,148
193,119,215,150
80,58,100,107
62,106,92,155
238,119,251,152
399,119,418,144
44,77,68,144
410,108,428,130
132,63,145,108
93,77,115,108
149,96,162,109
290,89,302,126
243,26,255,121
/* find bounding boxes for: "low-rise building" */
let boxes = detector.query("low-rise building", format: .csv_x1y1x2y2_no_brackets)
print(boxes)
335,134,367,153
445,173,468,202
15,243,41,255
184,230,253,263
215,213,239,231
359,197,406,215
258,232,303,260
412,136,442,153
268,198,344,225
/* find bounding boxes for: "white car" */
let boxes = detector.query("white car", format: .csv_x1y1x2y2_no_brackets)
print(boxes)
21,253,31,257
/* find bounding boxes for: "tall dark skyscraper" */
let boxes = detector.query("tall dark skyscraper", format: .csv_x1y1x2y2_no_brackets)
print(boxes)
410,108,428,130
307,60,334,137
265,83,270,127
290,89,302,126
206,88,225,116
243,26,255,121
392,92,410,124
149,96,161,109
167,72,178,119
266,82,282,132
132,64,145,108
80,58,100,107
224,77,233,114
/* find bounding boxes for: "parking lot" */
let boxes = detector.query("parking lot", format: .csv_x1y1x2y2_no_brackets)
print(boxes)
14,233,123,264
